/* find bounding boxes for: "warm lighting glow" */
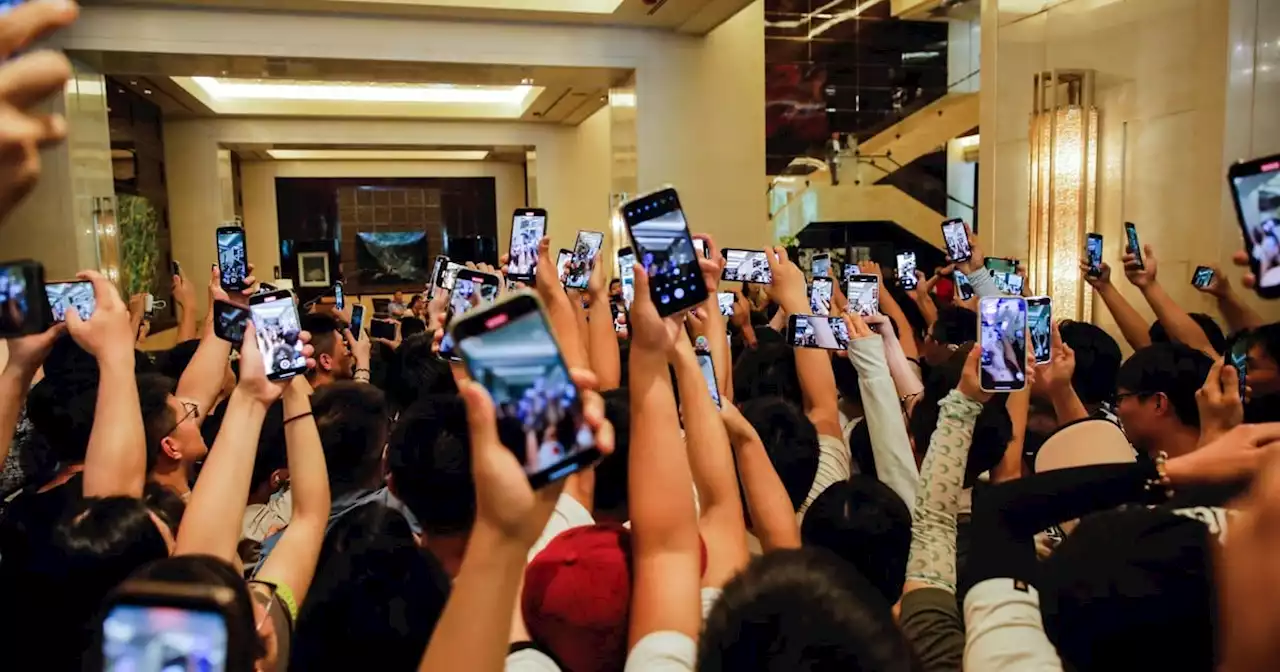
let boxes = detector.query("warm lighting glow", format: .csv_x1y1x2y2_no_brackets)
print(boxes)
191,77,535,104
956,134,980,149
266,150,491,161
609,91,636,108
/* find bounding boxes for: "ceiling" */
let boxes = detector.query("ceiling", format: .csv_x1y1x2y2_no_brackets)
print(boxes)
222,143,533,162
79,0,757,34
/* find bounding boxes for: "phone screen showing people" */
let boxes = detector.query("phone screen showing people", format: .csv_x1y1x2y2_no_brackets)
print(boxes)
843,263,861,282
102,603,229,671
717,292,735,317
621,189,708,315
721,249,773,284
334,282,344,310
787,314,851,350
216,228,248,291
1228,153,1280,295
809,277,833,315
897,252,918,289
846,275,879,316
985,257,1017,275
696,351,722,408
617,249,637,308
1028,297,1052,363
0,262,42,336
955,271,975,300
942,218,972,262
1228,337,1249,399
564,231,604,290
1192,265,1216,289
811,254,831,279
46,281,95,322
439,271,500,360
212,300,249,345
555,250,572,285
250,292,307,381
454,298,600,488
1085,234,1104,277
508,211,546,281
1125,223,1144,269
611,299,628,336
979,297,1028,392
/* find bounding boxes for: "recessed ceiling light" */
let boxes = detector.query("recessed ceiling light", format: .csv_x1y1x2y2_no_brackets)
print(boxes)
143,89,152,95
266,149,491,161
521,78,534,85
190,77,535,104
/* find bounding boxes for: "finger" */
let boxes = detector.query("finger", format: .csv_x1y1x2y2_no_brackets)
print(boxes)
74,269,123,309
240,320,260,359
632,263,651,304
459,380,501,450
342,328,356,345
1223,363,1241,398
1232,249,1249,268
763,245,781,275
0,2,79,62
569,367,601,393
1051,320,1064,351
1246,423,1280,445
65,304,83,329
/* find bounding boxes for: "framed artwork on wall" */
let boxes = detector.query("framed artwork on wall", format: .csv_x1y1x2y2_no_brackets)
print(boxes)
297,251,331,288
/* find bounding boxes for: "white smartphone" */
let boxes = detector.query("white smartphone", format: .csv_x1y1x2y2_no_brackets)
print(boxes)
1028,296,1052,364
897,251,918,290
565,231,605,290
787,314,851,351
811,253,831,279
809,277,833,316
979,296,1028,392
846,274,879,316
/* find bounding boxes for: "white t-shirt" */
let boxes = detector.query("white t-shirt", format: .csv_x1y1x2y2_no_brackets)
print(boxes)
799,433,853,518
528,493,595,561
624,631,698,672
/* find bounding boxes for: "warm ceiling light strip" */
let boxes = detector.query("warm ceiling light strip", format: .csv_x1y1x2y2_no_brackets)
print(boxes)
267,150,491,161
191,77,533,104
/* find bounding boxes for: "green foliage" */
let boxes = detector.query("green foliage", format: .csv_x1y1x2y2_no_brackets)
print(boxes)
778,234,798,247
118,194,159,297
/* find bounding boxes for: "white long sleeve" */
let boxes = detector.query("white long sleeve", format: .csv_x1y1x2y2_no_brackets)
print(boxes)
967,268,1003,298
847,336,919,511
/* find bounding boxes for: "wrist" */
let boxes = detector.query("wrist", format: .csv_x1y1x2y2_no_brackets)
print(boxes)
230,386,274,412
472,519,541,558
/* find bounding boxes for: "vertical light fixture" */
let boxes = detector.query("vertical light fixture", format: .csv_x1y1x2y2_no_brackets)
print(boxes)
1028,70,1098,321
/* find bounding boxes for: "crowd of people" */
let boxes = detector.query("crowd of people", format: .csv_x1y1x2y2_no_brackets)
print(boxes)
6,3,1280,672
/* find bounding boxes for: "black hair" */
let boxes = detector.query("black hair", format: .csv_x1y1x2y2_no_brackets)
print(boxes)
1058,320,1123,406
382,333,458,411
593,388,631,518
733,343,801,404
1115,343,1213,428
930,306,978,345
832,355,862,407
136,373,179,474
155,339,202,380
386,395,475,535
1250,321,1280,360
311,382,389,495
302,313,344,369
1149,313,1226,355
699,548,921,672
26,377,97,466
142,480,186,535
800,478,911,605
739,396,819,513
909,344,1012,486
401,317,427,340
292,503,450,671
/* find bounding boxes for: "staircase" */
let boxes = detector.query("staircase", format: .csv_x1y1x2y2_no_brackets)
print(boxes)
852,92,978,184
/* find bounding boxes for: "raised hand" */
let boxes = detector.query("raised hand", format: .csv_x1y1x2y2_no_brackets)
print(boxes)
1232,249,1259,290
210,263,258,307
1123,244,1158,289
843,311,875,341
956,344,991,404
1080,260,1113,289
1192,263,1231,297
532,236,564,298
1197,358,1245,445
629,264,686,356
1035,321,1075,392
3,323,65,378
66,270,135,362
763,246,807,313
236,320,314,406
693,233,724,295
1168,422,1280,486
953,222,984,276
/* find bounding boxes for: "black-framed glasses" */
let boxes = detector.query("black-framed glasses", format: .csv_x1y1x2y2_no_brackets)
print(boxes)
1114,391,1155,405
163,400,200,438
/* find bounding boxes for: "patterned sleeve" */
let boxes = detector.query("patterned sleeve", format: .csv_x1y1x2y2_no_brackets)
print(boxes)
905,389,983,593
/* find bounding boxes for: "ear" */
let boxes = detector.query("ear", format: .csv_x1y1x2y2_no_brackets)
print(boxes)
160,436,183,461
1153,392,1169,415
318,352,334,372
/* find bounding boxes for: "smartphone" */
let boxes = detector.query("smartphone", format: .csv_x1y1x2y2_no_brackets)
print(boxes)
212,300,249,346
787,314,851,351
436,261,465,294
696,350,722,409
985,257,1018,274
897,251,918,290
809,277,833,316
693,238,709,259
451,292,601,487
1192,265,1216,289
955,271,975,301
0,260,50,336
556,249,573,284
507,209,547,282
1228,152,1280,298
564,230,605,290
979,296,1028,392
45,280,95,323
216,226,249,292
369,319,398,341
617,246,637,308
1027,296,1052,364
721,249,773,284
96,581,238,672
620,188,709,315
1085,233,1104,277
439,269,502,360
1124,222,1144,270
942,218,973,263
350,304,366,340
249,290,307,381
811,253,831,279
717,292,736,317
846,274,880,316
611,298,628,336
843,263,861,282
1006,271,1025,296
1227,336,1250,399
428,255,448,293
333,281,345,310
171,260,182,278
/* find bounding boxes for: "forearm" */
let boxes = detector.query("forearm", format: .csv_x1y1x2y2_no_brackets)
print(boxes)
0,368,33,468
730,431,801,551
992,391,1028,483
914,294,938,330
966,268,1001,298
1217,289,1265,332
878,288,919,359
628,349,699,554
1142,282,1217,355
703,299,731,398
545,292,588,371
768,305,787,332
879,328,924,398
1049,386,1089,425
282,388,329,522
1097,284,1152,350
83,354,147,498
586,297,621,389
176,302,199,343
849,338,919,509
175,327,233,421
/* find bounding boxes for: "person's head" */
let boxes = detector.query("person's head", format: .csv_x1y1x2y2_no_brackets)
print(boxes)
1150,314,1227,355
293,503,450,671
155,339,202,380
800,477,911,605
382,333,457,411
26,376,97,467
909,344,1011,484
312,382,389,496
699,548,920,671
922,305,976,366
393,290,405,304
832,354,863,411
1246,322,1280,397
739,397,818,514
1053,320,1123,408
302,313,352,385
609,278,621,296
1114,343,1212,454
733,343,801,404
593,389,631,522
400,316,427,340
137,373,207,476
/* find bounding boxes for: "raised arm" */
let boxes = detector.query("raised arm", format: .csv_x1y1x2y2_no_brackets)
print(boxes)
1125,245,1218,356
174,268,236,422
532,237,588,371
864,260,921,360
1194,264,1265,332
721,402,801,551
1083,261,1152,351
67,271,147,499
173,268,199,344
910,270,940,331
1037,322,1088,425
847,313,920,509
584,258,621,389
0,325,63,468
867,312,924,401
765,247,843,438
695,234,731,398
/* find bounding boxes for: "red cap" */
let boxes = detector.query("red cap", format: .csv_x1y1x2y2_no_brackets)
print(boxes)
935,276,955,302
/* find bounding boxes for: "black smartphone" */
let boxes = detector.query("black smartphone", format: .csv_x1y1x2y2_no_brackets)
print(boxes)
1085,233,1104,277
451,291,601,488
350,304,366,340
212,300,249,346
171,260,182,278
955,271,975,301
507,209,547,282
564,230,605,290
1192,265,1216,289
369,319,398,341
942,218,972,263
216,226,249,292
979,296,1028,392
811,253,831,279
1125,222,1144,269
249,290,307,381
334,281,345,310
1227,335,1249,400
95,580,240,672
696,349,722,409
439,269,502,361
897,251,918,290
717,291,735,317
846,274,879,316
556,249,572,284
1228,153,1280,298
1028,296,1052,364
787,314,851,350
721,249,773,284
621,188,709,316
45,280,95,323
428,255,448,293
985,257,1018,274
0,260,51,336
617,246,637,308
436,261,465,294
810,277,833,316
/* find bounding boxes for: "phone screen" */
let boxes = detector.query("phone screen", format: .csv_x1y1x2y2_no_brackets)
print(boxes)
216,228,248,290
843,263,861,282
942,219,972,262
979,297,1028,392
1086,235,1104,276
810,277,833,315
788,314,851,351
717,292,735,317
428,255,448,290
508,212,546,280
1125,223,1144,269
693,238,708,259
696,352,722,408
46,281,95,322
1228,338,1249,399
721,249,773,284
565,231,604,290
334,283,344,310
1028,298,1052,363
350,304,366,340
1006,272,1025,296
812,254,831,279
556,250,572,284
250,292,307,381
622,189,708,315
617,250,637,308
846,275,879,316
440,271,501,359
437,262,465,293
213,301,249,345
985,257,1017,274
455,301,599,487
102,603,229,671
955,271,975,300
1228,155,1280,295
1192,266,1216,289
0,263,37,335
897,252,918,289
369,319,397,341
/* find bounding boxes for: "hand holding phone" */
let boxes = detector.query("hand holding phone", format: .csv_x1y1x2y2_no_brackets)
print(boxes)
1125,223,1145,270
1227,152,1280,298
897,252,918,290
721,249,773,284
565,230,605,290
846,274,880,316
1192,265,1217,291
811,253,831,279
942,218,973,263
216,226,249,292
507,210,547,282
621,188,708,315
809,277,833,316
1085,233,1104,278
248,290,308,382
1027,297,1052,364
212,300,249,345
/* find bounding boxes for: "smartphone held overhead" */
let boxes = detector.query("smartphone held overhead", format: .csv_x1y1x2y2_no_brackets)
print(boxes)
1028,296,1052,364
249,290,308,381
896,251,918,290
1125,223,1144,269
809,277,833,316
1192,265,1216,289
620,188,708,315
46,280,95,323
1085,233,1104,277
216,226,249,292
787,314,851,351
979,296,1028,392
846,275,879,316
721,249,773,284
942,218,972,263
439,269,501,360
507,209,546,282
1228,152,1280,298
564,230,604,290
0,260,52,336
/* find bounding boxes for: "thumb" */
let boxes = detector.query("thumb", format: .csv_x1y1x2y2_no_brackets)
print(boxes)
460,380,500,450
632,263,651,299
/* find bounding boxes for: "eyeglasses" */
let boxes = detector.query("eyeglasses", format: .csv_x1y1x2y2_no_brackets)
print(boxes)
1114,391,1156,404
163,400,200,438
248,580,280,633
